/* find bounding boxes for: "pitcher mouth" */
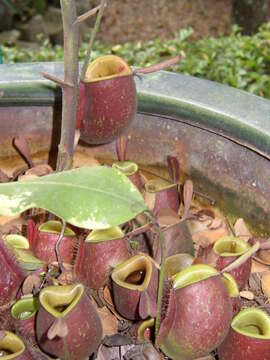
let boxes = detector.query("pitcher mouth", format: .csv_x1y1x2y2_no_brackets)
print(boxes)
11,296,40,321
213,236,250,257
84,55,132,83
173,264,219,290
145,179,176,193
111,254,153,291
39,220,75,237
85,226,124,243
0,331,25,359
39,284,84,318
112,161,138,176
232,308,270,339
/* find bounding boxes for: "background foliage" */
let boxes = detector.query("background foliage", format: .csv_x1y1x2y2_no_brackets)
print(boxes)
2,24,270,98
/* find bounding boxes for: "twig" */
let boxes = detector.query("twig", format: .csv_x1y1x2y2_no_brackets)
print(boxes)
221,241,260,274
74,4,102,24
193,190,216,205
133,56,180,75
40,72,74,88
80,0,107,81
125,223,153,239
56,219,66,273
144,211,165,340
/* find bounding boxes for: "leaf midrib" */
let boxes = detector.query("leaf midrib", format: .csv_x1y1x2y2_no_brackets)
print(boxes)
6,180,145,206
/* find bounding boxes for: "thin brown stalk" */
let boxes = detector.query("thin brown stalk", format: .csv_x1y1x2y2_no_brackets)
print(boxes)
144,211,165,340
56,219,66,273
74,4,102,24
221,241,260,274
41,71,74,88
133,56,180,75
80,0,107,81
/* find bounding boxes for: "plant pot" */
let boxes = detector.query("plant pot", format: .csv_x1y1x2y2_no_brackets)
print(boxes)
111,254,159,320
1,63,270,236
74,226,130,289
77,55,137,144
218,308,270,360
36,283,102,360
157,264,233,359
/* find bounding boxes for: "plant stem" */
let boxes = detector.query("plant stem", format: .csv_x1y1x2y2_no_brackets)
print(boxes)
80,0,107,81
221,241,260,274
57,0,79,171
56,219,66,273
144,211,165,340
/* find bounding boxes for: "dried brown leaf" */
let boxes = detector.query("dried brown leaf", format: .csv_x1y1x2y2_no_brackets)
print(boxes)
0,215,23,234
251,259,270,273
103,286,114,307
142,343,162,360
256,249,270,265
96,344,121,360
18,174,39,182
240,290,254,300
195,208,215,219
261,272,270,298
208,217,223,230
234,218,252,242
72,151,100,168
0,169,9,183
96,306,118,337
24,164,53,177
249,273,262,293
192,227,229,248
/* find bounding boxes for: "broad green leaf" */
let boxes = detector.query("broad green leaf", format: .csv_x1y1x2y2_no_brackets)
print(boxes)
0,166,146,229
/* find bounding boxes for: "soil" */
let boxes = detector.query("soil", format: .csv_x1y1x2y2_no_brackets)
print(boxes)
96,0,232,44
5,0,233,46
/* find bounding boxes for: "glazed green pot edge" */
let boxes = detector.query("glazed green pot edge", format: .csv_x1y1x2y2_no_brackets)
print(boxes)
1,63,270,158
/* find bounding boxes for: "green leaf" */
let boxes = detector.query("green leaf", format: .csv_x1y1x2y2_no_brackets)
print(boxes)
0,166,146,229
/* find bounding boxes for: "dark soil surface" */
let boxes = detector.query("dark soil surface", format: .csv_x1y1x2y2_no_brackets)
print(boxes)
97,0,232,44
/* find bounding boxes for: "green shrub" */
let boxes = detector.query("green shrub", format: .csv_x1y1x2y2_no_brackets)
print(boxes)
2,24,270,97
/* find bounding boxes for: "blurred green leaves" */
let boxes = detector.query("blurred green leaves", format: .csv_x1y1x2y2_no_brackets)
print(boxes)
2,23,270,97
